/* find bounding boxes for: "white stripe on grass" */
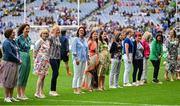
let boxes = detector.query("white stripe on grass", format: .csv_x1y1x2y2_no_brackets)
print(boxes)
0,97,178,106
37,99,179,106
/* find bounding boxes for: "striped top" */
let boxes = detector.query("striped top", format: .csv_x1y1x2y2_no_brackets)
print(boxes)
49,35,61,59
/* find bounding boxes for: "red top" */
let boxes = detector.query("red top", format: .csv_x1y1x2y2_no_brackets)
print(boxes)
88,40,98,57
141,38,150,58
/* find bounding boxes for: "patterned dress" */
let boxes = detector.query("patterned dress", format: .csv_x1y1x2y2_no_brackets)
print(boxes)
166,39,179,72
176,44,180,72
16,35,31,87
97,41,110,77
82,40,99,90
33,39,50,76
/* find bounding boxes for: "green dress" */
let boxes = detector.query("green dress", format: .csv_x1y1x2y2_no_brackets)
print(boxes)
16,35,31,87
98,41,110,76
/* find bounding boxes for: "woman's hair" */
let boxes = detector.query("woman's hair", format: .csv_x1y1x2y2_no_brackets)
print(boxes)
39,29,49,37
0,49,2,58
17,23,30,36
126,28,134,36
51,24,60,34
76,27,86,37
61,30,66,36
171,29,176,38
4,28,13,38
156,33,163,43
143,31,152,41
99,31,108,44
88,30,98,44
115,34,121,42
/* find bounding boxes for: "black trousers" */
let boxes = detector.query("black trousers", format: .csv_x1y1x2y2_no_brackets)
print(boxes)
133,59,143,82
151,60,160,80
50,59,60,91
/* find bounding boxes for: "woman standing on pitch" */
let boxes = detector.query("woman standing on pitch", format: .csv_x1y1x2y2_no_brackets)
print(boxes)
97,31,110,91
123,28,134,87
16,24,31,100
72,27,88,94
109,34,123,88
150,33,163,84
141,31,151,83
33,29,50,98
0,29,21,102
49,25,61,96
165,30,178,81
132,32,144,86
82,30,99,92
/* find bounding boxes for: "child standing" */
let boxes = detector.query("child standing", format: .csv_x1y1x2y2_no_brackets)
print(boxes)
33,29,50,98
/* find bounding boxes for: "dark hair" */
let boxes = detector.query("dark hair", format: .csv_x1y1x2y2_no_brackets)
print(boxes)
76,27,86,37
115,34,121,42
4,29,13,38
88,31,98,45
156,33,163,43
99,31,108,44
0,49,2,58
61,30,66,35
172,30,177,38
17,23,30,36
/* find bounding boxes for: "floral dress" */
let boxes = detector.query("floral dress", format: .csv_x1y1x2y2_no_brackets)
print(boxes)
33,39,50,76
97,41,110,77
176,43,180,72
166,39,179,72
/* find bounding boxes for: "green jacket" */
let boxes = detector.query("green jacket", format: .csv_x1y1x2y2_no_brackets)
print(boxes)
150,39,163,60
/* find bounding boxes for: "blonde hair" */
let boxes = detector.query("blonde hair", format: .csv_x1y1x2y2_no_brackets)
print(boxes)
143,31,152,42
126,28,134,36
51,24,60,34
39,29,49,37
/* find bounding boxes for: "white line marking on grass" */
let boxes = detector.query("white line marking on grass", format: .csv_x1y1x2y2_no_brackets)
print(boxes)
41,99,179,106
0,97,178,106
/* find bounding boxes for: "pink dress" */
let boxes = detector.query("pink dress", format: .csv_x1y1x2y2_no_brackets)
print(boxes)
33,39,50,76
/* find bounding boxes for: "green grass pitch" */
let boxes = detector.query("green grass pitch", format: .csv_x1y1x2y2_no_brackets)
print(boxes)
0,52,180,105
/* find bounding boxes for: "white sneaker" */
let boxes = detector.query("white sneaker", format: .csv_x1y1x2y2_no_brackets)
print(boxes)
17,96,25,100
138,81,144,86
40,94,46,98
35,93,46,98
132,82,139,86
117,85,123,88
49,91,59,96
10,97,19,102
4,97,12,103
22,96,29,100
123,83,132,87
109,86,116,88
73,91,80,95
